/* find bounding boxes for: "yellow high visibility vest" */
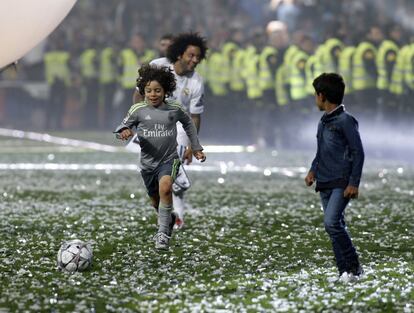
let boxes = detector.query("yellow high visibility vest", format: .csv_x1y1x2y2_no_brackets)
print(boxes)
275,65,288,106
404,44,414,90
322,38,343,73
245,51,262,99
305,54,317,95
289,50,308,100
44,51,71,86
274,45,299,106
241,46,257,80
80,48,97,79
229,49,245,92
259,46,277,91
313,45,325,77
208,51,227,96
120,49,139,89
390,44,411,94
283,45,299,80
99,47,116,84
376,40,399,90
196,59,208,83
140,49,156,64
339,46,355,94
352,42,377,90
221,42,238,85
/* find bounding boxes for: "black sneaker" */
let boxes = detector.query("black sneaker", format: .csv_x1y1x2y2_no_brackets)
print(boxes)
350,265,364,277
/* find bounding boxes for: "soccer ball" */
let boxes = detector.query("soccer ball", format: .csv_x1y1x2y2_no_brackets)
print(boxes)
57,239,93,272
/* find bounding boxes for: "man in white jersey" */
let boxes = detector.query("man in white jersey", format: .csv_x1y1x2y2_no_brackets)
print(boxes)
133,33,208,229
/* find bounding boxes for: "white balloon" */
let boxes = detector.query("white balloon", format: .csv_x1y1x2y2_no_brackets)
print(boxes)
0,0,77,68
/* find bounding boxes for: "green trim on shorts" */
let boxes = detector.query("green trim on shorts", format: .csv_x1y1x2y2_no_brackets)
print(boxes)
171,159,181,181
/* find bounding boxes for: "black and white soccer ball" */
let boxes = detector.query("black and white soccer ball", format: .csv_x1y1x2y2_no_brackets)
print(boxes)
57,239,93,272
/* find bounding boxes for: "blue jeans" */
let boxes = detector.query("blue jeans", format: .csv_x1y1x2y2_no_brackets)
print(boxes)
320,188,360,274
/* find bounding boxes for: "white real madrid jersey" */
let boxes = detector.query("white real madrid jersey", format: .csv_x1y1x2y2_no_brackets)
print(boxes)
150,57,205,115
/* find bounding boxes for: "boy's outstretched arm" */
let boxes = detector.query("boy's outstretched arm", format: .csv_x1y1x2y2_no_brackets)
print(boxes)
113,106,140,140
177,105,204,158
113,124,134,141
193,150,206,162
118,128,134,141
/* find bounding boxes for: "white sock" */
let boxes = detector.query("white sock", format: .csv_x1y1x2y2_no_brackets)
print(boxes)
172,193,185,220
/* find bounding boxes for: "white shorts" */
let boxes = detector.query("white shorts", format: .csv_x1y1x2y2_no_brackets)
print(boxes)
176,122,190,148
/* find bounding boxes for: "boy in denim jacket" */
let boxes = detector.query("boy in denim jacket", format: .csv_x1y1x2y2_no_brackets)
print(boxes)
305,73,364,282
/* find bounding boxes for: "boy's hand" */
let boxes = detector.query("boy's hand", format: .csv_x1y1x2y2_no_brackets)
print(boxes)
305,171,315,186
119,128,133,141
183,147,193,165
193,150,206,162
344,185,359,199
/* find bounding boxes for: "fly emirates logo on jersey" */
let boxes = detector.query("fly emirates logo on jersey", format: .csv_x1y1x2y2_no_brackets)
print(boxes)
143,123,174,138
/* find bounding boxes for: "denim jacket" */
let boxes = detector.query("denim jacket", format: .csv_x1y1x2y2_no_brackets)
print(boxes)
310,105,364,187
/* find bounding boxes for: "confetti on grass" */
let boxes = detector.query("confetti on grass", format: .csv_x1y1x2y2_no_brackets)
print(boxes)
0,138,413,312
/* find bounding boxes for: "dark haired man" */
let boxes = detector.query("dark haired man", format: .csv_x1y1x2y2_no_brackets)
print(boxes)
305,73,365,283
158,34,173,58
132,33,208,229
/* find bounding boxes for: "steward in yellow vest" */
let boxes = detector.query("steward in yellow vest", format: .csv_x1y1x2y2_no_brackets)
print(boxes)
275,45,299,107
244,45,262,100
352,41,377,91
140,49,157,65
322,38,343,73
305,54,317,96
376,40,399,91
289,34,314,113
404,43,414,112
44,38,71,130
221,42,239,92
208,49,227,97
259,46,278,93
389,44,410,96
118,35,141,118
289,49,308,102
99,44,119,128
305,44,325,97
119,48,139,90
339,46,356,95
403,43,414,93
80,45,99,128
229,48,246,93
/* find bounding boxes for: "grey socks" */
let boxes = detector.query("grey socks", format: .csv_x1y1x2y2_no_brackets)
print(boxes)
158,202,172,235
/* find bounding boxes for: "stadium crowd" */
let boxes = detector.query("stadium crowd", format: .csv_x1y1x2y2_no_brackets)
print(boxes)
0,0,413,147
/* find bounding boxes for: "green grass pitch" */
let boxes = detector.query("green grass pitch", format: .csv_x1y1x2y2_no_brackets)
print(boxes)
0,134,413,312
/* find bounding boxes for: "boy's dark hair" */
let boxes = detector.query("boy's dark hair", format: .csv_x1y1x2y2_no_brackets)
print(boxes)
166,32,208,63
312,73,345,105
136,64,176,98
